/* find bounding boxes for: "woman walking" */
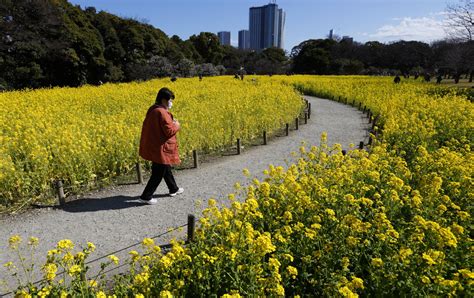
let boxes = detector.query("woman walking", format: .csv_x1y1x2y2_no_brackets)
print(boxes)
138,87,184,204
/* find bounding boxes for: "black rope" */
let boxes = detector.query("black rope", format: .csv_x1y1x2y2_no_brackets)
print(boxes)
97,242,175,276
0,222,191,297
85,223,187,265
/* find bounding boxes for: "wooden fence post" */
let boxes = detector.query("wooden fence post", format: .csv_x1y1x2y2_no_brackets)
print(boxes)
136,162,143,184
263,131,267,145
56,180,66,206
295,117,299,130
304,112,308,124
358,102,361,110
342,150,347,156
193,150,199,168
285,123,289,136
308,103,311,119
359,141,364,150
237,138,241,155
187,214,195,243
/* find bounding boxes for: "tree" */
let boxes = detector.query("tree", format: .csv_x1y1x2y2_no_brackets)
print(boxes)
445,0,474,41
291,39,336,74
384,41,432,74
195,63,218,76
176,58,195,77
245,47,289,74
189,32,224,65
432,39,474,82
148,56,173,77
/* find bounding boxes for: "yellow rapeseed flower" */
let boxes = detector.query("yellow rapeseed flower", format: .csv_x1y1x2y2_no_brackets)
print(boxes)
8,235,21,249
108,255,119,265
371,258,383,267
28,236,39,246
142,238,154,247
338,286,358,298
351,277,364,289
159,290,173,298
57,239,74,250
68,264,81,276
287,266,298,279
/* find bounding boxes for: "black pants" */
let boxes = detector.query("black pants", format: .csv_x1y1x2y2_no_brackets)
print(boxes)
140,163,179,200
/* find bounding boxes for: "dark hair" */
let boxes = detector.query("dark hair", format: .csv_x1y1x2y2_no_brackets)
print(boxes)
156,87,175,102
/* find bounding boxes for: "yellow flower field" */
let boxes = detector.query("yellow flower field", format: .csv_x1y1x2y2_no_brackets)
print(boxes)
2,76,473,297
0,77,304,209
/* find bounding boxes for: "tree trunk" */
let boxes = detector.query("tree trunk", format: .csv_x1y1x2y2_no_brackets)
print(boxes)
454,73,460,84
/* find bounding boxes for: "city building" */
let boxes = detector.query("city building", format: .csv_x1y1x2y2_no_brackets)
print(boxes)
238,30,250,50
329,29,334,40
217,31,231,46
342,35,353,43
249,1,285,51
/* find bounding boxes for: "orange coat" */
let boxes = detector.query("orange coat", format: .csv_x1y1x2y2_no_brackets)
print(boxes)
139,104,181,165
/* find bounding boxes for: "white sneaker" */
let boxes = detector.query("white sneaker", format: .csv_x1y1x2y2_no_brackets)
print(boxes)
169,187,184,197
138,198,158,205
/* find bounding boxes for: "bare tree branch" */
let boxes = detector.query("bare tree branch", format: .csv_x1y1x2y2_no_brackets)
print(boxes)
445,0,474,41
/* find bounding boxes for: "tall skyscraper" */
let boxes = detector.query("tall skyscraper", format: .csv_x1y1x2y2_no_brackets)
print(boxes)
238,30,250,50
217,31,231,46
249,2,285,51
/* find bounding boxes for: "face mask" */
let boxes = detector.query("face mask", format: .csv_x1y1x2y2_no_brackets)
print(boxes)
168,100,173,109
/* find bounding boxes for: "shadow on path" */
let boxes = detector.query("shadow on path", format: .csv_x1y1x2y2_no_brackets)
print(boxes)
61,194,170,213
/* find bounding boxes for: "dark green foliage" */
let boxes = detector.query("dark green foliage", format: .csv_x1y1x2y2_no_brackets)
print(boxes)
292,39,336,74
189,32,224,65
0,0,217,89
291,38,474,77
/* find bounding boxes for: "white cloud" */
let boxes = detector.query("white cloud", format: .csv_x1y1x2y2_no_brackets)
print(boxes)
369,15,447,42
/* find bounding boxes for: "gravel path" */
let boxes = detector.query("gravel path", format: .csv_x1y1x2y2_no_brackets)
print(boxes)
0,96,370,293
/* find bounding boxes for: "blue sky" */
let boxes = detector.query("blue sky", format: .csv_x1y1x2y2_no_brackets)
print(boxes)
69,0,450,52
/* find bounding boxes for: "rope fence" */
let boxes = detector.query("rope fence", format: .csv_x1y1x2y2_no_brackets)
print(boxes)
1,215,196,297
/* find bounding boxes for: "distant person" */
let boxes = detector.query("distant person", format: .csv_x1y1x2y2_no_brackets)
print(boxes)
393,75,401,84
436,75,442,84
138,87,184,204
